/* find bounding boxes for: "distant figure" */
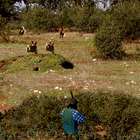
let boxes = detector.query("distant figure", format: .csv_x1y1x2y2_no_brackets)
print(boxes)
60,27,65,38
26,41,38,54
45,40,55,54
19,26,26,35
61,98,86,139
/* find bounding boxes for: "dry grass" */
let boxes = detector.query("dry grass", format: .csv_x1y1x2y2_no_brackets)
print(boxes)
0,31,140,109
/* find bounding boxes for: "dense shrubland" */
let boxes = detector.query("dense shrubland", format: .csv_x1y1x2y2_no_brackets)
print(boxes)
19,4,105,33
94,1,140,59
0,15,12,43
0,92,140,139
109,1,140,42
94,21,123,59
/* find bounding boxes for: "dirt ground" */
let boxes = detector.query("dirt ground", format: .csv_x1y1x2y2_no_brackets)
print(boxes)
0,31,140,116
0,32,94,107
1,31,139,138
0,95,12,114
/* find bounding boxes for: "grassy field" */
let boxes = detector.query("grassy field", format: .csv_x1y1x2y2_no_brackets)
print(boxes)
0,31,140,111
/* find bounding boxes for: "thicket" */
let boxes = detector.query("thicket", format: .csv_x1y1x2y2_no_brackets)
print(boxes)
0,92,140,140
94,1,140,59
1,0,140,35
0,0,19,18
94,21,123,59
19,6,57,32
0,15,11,43
110,1,140,42
68,5,105,32
17,3,105,32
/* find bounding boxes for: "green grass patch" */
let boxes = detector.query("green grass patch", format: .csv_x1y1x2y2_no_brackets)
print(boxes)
0,54,74,74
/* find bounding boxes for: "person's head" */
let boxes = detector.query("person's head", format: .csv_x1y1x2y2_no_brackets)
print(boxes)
67,99,79,110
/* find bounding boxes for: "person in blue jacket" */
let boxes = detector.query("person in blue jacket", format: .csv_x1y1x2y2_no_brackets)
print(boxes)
61,98,86,139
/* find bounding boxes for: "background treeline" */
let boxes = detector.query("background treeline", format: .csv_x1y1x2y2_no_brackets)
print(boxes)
1,0,140,59
1,0,140,34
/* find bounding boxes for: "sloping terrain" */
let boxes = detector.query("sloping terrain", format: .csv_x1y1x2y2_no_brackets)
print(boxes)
0,54,74,73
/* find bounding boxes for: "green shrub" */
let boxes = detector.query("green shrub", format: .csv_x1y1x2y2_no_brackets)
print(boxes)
94,20,123,59
88,8,106,32
1,91,140,139
21,6,57,32
93,1,140,59
56,3,74,28
69,5,101,32
18,2,105,33
0,15,11,43
110,1,140,42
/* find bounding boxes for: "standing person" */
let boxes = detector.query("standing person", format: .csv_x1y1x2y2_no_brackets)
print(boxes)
61,98,86,139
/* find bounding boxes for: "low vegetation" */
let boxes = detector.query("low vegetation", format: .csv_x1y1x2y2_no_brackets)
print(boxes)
0,92,140,140
0,15,11,43
94,21,123,59
0,54,74,74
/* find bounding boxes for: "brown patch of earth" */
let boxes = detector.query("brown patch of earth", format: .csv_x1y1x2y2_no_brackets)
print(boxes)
95,130,106,137
0,60,7,72
0,56,21,72
92,125,107,138
75,60,94,64
0,95,12,115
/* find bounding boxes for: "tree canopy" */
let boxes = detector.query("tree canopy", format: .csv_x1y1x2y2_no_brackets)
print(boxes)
0,0,23,18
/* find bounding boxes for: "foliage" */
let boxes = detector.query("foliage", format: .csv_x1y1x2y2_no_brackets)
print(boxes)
94,20,123,59
18,1,103,32
0,54,74,74
0,15,12,43
88,8,106,32
69,5,101,32
110,1,140,42
55,2,74,28
23,0,94,11
20,6,57,32
0,91,140,139
0,0,21,18
93,1,140,59
1,0,140,40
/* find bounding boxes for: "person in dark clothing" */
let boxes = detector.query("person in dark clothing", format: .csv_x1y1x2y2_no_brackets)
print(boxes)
61,98,86,139
60,27,65,38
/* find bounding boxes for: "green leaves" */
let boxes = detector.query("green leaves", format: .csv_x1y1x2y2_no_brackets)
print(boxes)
110,1,140,42
94,21,123,59
0,15,11,43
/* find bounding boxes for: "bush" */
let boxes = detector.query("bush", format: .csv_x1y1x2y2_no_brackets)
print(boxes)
0,15,11,43
77,92,140,139
69,5,103,32
93,1,140,59
110,1,140,42
21,6,57,32
56,3,74,29
88,8,106,32
94,20,123,59
18,3,104,33
1,92,140,139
